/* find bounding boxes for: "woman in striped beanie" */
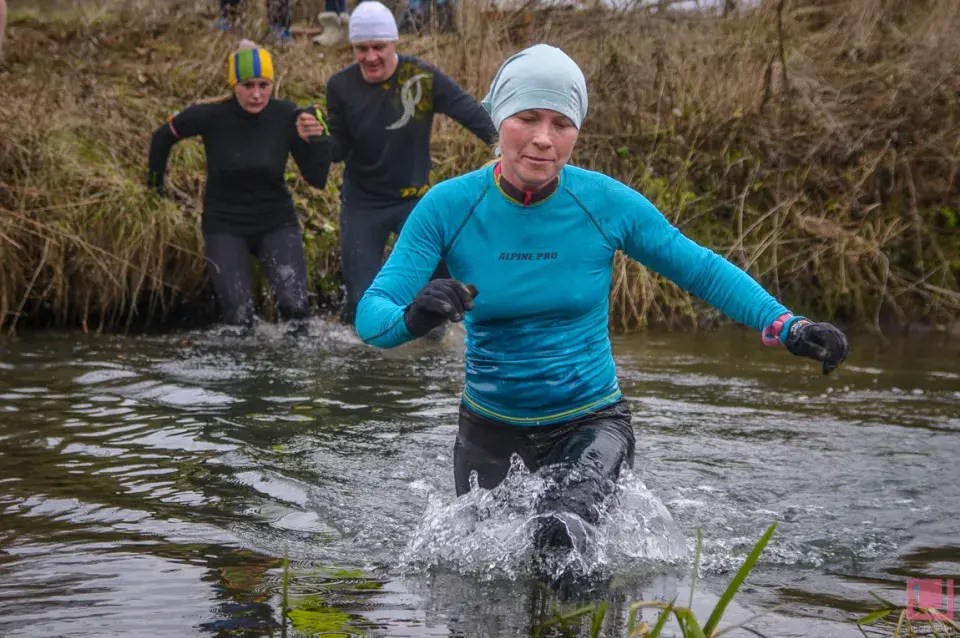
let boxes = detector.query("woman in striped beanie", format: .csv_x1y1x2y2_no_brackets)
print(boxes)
148,41,331,330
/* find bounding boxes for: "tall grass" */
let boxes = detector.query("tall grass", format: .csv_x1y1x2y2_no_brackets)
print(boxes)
858,590,960,638
528,520,957,637
531,523,778,637
1,0,958,333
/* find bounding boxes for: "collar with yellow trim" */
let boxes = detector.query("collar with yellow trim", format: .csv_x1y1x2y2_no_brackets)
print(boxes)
493,162,559,207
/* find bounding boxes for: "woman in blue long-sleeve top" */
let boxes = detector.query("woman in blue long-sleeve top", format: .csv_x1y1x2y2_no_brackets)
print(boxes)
355,44,848,555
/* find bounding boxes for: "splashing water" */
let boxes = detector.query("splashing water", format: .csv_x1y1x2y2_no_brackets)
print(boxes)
171,316,363,350
397,454,690,583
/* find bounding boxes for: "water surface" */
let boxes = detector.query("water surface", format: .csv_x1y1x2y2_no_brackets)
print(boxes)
0,322,957,637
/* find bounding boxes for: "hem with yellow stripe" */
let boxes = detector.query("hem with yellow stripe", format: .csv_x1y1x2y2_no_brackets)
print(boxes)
461,389,623,427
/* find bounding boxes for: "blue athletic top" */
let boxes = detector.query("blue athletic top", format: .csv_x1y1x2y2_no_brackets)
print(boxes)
356,163,793,426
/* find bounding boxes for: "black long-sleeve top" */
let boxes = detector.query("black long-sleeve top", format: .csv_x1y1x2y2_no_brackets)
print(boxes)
324,54,497,209
148,97,330,235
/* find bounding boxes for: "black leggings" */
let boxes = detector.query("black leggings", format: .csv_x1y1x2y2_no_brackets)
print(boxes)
453,400,636,527
204,225,310,327
338,199,449,325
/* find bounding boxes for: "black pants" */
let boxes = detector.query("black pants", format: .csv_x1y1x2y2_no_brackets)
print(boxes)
220,0,291,27
204,225,310,327
338,199,449,326
453,400,635,528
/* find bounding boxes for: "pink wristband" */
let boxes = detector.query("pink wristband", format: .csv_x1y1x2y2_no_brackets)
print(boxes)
762,313,793,347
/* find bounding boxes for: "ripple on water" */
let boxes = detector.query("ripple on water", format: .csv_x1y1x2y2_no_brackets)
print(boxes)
72,369,139,386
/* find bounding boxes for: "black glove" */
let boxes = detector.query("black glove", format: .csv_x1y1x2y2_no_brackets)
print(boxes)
784,318,849,375
403,279,478,338
295,104,329,143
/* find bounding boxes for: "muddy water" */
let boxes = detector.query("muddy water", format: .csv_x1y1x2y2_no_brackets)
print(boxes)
0,322,957,637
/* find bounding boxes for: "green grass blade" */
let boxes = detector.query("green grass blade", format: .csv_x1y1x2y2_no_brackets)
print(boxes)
856,608,895,627
558,604,599,622
627,604,641,635
673,608,707,638
627,603,642,634
690,528,703,610
590,601,608,637
628,601,670,635
534,604,598,637
703,521,777,635
868,591,899,609
647,601,675,638
281,551,290,638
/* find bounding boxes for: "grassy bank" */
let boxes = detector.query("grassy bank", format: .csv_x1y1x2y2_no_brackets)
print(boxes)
1,0,958,334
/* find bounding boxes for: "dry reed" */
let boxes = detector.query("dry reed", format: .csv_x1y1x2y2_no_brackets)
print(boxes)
1,0,958,334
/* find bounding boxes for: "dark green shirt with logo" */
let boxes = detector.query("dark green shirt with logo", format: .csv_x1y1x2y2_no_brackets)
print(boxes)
325,54,497,209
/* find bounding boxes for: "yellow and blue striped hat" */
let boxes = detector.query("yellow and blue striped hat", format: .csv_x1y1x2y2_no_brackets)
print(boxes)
228,47,275,87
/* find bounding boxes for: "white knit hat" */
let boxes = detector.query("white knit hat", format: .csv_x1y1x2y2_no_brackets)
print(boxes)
348,1,399,43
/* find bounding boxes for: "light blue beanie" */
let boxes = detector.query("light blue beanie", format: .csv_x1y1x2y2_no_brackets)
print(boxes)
482,44,588,134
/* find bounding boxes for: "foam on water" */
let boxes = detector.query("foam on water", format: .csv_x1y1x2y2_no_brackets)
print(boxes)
397,455,690,583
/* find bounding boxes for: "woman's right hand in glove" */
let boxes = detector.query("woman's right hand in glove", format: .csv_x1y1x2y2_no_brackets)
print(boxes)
403,279,478,338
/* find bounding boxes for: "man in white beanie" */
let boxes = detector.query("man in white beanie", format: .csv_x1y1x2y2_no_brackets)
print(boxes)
323,0,496,333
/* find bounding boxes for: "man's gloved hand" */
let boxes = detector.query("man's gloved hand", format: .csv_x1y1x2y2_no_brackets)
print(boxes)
404,279,478,338
784,318,849,375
